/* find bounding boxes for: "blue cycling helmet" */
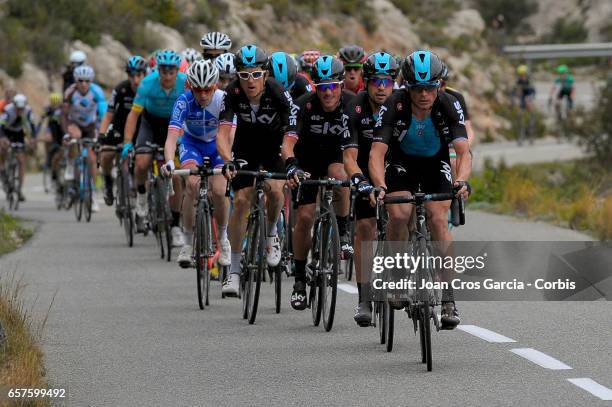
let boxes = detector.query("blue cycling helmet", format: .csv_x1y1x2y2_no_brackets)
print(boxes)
311,55,344,84
156,49,181,68
269,52,297,90
363,51,399,80
235,45,268,70
402,50,444,86
126,55,147,73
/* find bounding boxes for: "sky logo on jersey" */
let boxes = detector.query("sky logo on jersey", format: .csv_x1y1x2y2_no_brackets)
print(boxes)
440,161,452,182
310,122,346,135
453,100,465,125
375,105,387,128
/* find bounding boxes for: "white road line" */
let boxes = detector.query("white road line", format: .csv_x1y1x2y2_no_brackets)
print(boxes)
567,378,612,401
510,348,572,370
338,283,358,294
457,325,516,343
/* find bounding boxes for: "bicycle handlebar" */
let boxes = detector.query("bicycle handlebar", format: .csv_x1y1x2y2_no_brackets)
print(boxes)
173,167,223,177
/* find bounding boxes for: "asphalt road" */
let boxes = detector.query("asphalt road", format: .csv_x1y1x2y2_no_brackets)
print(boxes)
1,175,610,406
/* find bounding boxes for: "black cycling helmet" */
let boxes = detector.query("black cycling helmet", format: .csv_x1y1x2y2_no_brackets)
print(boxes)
235,44,268,71
363,51,400,80
311,55,345,84
402,50,445,86
338,45,367,65
440,61,449,81
268,51,298,90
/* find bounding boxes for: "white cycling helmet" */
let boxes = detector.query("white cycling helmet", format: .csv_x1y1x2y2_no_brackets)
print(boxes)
13,94,27,108
181,48,202,65
186,59,219,88
74,64,95,81
214,53,236,78
69,50,87,64
200,32,232,51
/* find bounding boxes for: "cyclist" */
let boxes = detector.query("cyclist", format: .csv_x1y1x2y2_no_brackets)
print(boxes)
62,50,87,92
40,93,65,190
548,64,575,119
214,53,236,90
98,56,147,206
0,94,35,200
440,62,474,175
217,44,296,295
181,48,201,67
512,64,536,145
342,51,399,325
200,31,232,60
62,65,107,212
369,50,471,330
163,59,232,269
338,45,367,94
0,89,17,113
122,50,187,246
297,50,320,87
268,51,312,100
281,55,354,310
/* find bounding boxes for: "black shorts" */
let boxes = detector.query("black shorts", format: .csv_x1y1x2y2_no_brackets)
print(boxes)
557,89,572,99
293,145,343,206
386,149,453,195
135,112,169,151
99,130,123,147
354,195,376,220
2,129,25,144
231,149,285,191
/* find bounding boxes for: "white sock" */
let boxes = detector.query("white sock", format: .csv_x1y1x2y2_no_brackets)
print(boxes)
267,222,277,237
230,252,241,275
219,224,228,240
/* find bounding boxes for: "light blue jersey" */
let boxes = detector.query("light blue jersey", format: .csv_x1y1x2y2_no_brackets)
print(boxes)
133,71,187,118
399,115,441,157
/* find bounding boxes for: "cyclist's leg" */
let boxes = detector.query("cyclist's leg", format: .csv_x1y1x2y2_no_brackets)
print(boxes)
327,162,351,253
291,200,316,310
385,164,415,241
223,182,252,294
354,201,376,325
133,119,155,217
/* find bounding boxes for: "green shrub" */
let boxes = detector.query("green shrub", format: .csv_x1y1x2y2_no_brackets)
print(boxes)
474,0,538,34
540,17,588,44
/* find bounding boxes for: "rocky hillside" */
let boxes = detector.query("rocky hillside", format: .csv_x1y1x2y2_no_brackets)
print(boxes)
2,0,585,142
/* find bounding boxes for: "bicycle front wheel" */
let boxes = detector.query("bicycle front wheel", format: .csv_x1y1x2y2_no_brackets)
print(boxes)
243,205,265,324
84,171,93,223
418,302,433,371
120,169,134,247
74,162,83,221
195,200,212,309
320,212,339,332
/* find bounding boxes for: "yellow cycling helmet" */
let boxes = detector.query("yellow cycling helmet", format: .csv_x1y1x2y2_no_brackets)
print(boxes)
50,92,62,106
516,65,528,75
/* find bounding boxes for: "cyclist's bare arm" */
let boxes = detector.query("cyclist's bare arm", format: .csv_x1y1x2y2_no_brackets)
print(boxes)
368,142,388,190
123,109,141,144
216,123,233,162
453,138,472,183
281,133,297,161
164,127,181,163
99,111,114,135
343,148,361,178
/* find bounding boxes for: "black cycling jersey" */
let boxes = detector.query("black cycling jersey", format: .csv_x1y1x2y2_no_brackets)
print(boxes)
444,87,470,121
290,90,354,205
220,77,295,153
291,75,312,100
43,106,64,145
62,66,75,92
108,80,137,136
373,89,467,162
342,90,382,175
219,77,296,190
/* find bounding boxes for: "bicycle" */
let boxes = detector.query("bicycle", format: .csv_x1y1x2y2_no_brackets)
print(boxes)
3,142,24,211
233,168,287,325
377,188,465,371
140,145,173,262
70,138,96,222
296,177,349,332
173,159,223,310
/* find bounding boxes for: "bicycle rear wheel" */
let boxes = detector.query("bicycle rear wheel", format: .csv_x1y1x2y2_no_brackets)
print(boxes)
8,160,19,211
195,200,211,309
321,212,339,332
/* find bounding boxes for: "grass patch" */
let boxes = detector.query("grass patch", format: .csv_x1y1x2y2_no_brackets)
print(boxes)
0,210,32,256
0,211,50,406
471,159,612,239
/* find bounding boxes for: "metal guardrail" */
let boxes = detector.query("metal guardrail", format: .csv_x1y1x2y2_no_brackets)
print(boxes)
503,42,612,59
